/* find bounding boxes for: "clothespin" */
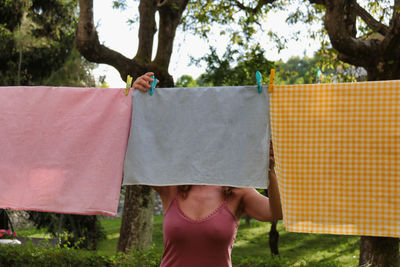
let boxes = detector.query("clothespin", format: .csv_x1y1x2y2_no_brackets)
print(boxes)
125,75,133,96
268,69,275,93
256,71,262,94
149,75,158,96
316,67,321,84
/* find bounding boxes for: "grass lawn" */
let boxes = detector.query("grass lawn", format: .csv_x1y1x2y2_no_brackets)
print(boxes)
94,216,361,266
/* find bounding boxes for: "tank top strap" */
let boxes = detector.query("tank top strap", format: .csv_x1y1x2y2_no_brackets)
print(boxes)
164,195,179,216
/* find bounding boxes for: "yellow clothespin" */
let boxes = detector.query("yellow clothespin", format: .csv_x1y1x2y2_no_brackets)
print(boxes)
268,69,275,93
125,75,133,96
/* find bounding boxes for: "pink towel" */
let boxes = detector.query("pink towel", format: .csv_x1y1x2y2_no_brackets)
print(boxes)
0,86,132,216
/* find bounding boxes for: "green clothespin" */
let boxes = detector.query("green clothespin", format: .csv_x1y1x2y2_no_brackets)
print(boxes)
316,67,321,83
149,75,157,96
125,75,133,96
256,71,262,94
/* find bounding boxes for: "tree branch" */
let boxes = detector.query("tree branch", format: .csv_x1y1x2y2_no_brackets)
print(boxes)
337,51,369,68
323,0,378,59
309,0,326,5
152,0,188,75
76,0,139,81
313,0,400,80
134,0,158,64
354,2,388,36
381,0,400,58
232,0,275,14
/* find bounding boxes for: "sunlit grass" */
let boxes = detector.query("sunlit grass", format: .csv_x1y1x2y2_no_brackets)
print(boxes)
17,227,52,239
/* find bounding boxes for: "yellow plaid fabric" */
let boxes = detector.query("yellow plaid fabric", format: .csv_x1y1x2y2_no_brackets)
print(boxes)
270,80,400,238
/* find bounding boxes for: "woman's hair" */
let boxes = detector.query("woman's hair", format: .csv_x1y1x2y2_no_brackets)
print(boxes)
177,185,233,199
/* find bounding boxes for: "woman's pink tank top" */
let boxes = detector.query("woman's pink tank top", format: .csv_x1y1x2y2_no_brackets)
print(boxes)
160,197,239,267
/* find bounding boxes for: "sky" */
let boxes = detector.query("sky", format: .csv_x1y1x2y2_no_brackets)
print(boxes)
92,2,322,88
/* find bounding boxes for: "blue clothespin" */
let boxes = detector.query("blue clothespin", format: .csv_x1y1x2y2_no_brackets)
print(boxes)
149,75,158,96
256,71,262,94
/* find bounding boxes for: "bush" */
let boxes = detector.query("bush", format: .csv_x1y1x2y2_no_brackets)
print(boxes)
0,244,161,267
27,212,105,250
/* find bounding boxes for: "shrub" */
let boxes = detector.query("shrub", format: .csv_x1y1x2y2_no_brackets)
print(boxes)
27,212,105,250
0,244,161,267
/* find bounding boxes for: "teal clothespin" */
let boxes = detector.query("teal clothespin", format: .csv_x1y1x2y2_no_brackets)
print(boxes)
316,67,321,84
256,71,262,94
125,75,133,96
149,75,158,96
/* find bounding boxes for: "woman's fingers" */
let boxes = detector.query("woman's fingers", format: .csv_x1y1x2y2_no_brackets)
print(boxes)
132,72,156,92
135,79,150,91
144,72,154,77
134,84,148,92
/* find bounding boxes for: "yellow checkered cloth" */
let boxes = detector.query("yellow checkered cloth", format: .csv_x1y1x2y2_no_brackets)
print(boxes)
270,80,400,238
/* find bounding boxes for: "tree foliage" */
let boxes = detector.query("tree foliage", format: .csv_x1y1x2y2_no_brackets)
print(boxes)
175,74,199,87
275,51,366,85
183,0,400,82
43,47,100,87
182,0,277,48
28,212,105,250
185,46,362,88
0,0,78,86
194,45,274,86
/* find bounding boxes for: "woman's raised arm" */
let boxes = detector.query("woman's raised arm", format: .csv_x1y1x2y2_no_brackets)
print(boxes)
241,168,282,222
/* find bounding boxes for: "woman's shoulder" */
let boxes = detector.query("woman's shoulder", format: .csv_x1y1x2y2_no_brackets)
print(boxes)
152,186,179,213
152,185,178,200
225,187,253,220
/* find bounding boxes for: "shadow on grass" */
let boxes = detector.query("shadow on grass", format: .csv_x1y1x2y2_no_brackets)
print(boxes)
280,231,359,265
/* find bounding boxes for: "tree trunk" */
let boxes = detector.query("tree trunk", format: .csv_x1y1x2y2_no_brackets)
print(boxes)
269,221,279,257
364,60,400,82
0,210,10,230
92,215,97,250
264,186,279,257
117,185,155,252
359,236,399,267
243,214,251,226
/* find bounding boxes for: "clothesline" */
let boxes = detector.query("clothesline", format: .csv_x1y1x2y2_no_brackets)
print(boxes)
0,80,398,238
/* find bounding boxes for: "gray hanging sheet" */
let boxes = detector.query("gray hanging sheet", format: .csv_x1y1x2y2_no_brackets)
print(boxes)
123,85,270,188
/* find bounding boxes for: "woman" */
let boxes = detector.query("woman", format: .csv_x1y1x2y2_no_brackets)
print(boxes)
132,72,283,267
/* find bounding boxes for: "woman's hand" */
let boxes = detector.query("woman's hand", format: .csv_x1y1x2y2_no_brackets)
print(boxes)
132,72,158,92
